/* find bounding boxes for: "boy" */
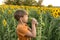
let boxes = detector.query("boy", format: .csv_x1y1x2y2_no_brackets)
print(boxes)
14,10,38,40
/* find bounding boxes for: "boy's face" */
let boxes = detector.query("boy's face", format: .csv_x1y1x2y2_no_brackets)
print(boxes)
20,15,28,23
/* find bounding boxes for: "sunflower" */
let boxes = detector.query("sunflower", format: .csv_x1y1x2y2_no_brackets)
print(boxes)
8,10,12,14
58,12,60,16
52,12,58,18
2,19,7,26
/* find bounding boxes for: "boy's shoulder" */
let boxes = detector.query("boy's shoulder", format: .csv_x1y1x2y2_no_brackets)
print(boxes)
16,24,27,29
16,24,29,31
17,24,23,28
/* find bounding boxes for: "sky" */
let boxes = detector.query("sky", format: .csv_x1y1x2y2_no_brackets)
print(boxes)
0,0,60,6
36,0,60,6
0,0,4,5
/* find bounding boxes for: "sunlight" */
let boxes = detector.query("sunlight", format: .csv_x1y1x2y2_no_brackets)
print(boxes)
42,0,60,6
36,0,60,6
0,0,4,5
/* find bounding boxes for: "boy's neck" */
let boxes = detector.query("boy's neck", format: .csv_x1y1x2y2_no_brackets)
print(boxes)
18,21,26,25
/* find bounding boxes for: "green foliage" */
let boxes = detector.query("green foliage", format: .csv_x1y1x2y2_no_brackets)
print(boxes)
28,10,60,40
0,5,60,40
5,0,38,6
5,0,44,6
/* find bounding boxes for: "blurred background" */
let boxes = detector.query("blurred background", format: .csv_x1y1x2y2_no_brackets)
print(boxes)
0,0,60,40
0,0,60,6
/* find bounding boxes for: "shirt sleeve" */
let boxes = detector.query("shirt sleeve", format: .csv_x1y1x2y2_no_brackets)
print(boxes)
17,26,30,37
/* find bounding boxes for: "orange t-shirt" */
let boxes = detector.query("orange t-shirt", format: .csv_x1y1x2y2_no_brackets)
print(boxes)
16,24,31,40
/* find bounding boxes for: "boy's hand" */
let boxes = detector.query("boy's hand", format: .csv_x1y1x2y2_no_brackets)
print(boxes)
32,18,38,25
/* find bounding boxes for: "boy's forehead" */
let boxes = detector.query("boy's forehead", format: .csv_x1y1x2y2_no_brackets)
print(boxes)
24,14,28,16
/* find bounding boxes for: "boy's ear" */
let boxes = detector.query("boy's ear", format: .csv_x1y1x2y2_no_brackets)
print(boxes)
19,17,23,21
19,18,21,21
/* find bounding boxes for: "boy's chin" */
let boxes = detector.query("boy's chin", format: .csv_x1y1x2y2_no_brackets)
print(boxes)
24,21,28,23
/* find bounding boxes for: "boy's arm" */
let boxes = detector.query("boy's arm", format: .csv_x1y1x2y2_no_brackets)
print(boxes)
25,18,37,38
28,27,31,32
17,24,36,38
25,24,36,38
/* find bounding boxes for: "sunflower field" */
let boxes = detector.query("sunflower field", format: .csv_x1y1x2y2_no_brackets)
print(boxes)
0,5,60,40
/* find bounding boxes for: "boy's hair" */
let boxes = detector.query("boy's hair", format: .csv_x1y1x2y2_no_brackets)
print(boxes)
14,10,28,21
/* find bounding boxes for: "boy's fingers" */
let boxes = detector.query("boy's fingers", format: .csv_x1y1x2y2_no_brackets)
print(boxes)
32,18,38,25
